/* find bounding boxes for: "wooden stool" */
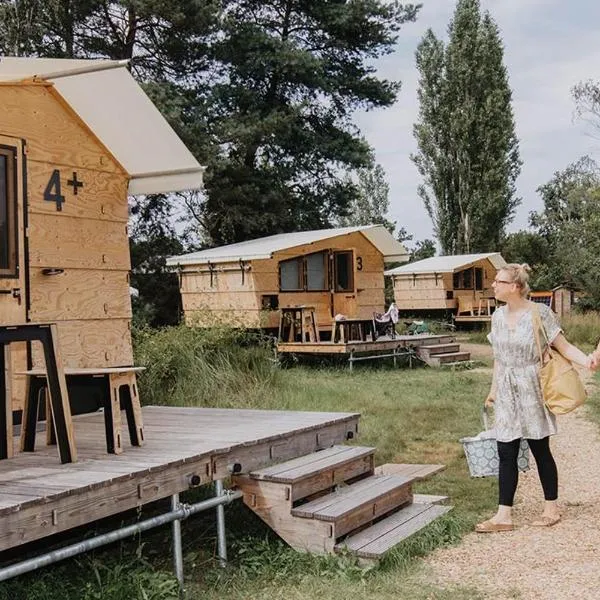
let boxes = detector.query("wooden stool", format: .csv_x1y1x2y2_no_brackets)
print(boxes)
0,323,76,463
23,367,144,455
279,306,320,343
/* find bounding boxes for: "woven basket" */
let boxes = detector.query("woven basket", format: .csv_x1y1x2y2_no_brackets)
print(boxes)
460,407,530,478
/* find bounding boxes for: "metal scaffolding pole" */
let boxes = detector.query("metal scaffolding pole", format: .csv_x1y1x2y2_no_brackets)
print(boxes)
215,480,227,566
0,488,242,583
171,494,184,589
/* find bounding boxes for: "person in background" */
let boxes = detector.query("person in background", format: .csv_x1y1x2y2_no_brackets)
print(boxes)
477,263,592,533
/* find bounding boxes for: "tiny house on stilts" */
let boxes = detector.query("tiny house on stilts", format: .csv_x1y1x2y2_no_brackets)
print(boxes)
385,253,507,323
0,56,204,439
167,225,410,337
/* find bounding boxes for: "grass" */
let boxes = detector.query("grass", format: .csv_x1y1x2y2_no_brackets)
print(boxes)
8,321,600,599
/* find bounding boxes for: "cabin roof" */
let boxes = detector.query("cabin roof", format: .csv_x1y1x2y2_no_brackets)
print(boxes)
166,225,409,267
0,57,204,195
384,252,506,276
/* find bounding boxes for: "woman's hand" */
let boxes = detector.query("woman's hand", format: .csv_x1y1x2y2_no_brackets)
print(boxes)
484,394,495,408
590,351,600,372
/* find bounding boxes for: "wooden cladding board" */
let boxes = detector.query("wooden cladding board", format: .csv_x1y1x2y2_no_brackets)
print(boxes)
29,268,131,321
30,318,133,369
28,213,130,270
27,160,128,222
185,309,278,329
0,84,122,174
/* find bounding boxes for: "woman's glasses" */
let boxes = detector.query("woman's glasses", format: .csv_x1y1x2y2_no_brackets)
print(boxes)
493,279,513,285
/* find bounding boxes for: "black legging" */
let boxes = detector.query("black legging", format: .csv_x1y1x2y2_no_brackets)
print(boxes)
497,436,558,507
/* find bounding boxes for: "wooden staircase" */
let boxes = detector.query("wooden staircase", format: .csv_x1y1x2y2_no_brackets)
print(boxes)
232,445,451,562
414,338,471,367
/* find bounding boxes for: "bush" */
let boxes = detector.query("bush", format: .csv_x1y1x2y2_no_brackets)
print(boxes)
132,324,281,408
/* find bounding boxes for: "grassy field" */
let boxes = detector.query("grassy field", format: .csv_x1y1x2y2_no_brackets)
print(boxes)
1,321,599,600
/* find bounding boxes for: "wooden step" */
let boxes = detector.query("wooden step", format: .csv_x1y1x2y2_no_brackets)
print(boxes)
292,475,412,537
413,493,449,505
247,445,375,501
428,351,470,366
416,343,460,357
335,502,452,560
374,463,445,480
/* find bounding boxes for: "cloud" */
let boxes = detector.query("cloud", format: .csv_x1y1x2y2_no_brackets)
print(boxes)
355,0,600,242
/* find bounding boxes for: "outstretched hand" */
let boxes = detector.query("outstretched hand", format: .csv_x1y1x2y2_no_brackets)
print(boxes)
484,395,495,408
590,351,600,371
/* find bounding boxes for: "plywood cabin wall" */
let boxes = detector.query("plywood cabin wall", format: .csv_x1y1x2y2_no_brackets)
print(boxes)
178,231,386,331
392,258,498,312
0,82,133,412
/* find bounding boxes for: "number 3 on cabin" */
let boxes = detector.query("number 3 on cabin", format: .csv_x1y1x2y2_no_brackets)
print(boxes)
44,169,84,211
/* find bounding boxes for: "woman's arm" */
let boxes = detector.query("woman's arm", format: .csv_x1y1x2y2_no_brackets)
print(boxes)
551,333,592,369
485,360,498,407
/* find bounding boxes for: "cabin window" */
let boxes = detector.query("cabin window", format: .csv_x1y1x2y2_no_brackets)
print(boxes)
334,251,354,292
280,257,303,291
475,267,483,291
306,252,328,291
452,272,460,289
0,146,17,277
261,294,279,310
462,269,473,289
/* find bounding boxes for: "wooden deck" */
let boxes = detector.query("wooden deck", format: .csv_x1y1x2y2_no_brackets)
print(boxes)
277,334,455,355
0,406,359,553
453,315,492,323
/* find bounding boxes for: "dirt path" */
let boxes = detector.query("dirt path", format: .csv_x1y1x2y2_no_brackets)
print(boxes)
420,353,600,599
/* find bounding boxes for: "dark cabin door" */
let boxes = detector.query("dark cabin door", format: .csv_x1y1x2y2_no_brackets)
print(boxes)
0,135,27,325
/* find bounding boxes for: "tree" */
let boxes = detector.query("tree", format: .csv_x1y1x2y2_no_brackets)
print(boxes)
412,0,521,254
528,157,600,306
337,164,396,233
201,0,421,245
572,79,600,139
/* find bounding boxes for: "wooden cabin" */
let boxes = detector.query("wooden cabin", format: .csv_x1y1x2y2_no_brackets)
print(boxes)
166,226,409,333
385,253,507,319
0,57,204,421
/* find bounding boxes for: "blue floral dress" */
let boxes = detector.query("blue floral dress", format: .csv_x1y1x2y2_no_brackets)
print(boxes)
487,303,562,442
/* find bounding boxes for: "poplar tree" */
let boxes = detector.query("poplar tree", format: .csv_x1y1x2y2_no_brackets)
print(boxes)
412,0,521,254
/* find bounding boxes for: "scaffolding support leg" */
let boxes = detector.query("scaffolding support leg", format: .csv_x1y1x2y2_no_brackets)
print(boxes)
215,480,227,566
171,494,184,592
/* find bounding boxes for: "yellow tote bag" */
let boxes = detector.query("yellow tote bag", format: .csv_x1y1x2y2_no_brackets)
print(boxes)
532,305,586,415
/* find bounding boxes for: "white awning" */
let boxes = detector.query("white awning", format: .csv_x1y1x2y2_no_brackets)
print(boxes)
0,57,205,195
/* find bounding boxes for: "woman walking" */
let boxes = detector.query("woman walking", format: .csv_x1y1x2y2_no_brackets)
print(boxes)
476,263,592,533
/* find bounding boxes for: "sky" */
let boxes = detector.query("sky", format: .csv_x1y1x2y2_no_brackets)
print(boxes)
355,0,600,242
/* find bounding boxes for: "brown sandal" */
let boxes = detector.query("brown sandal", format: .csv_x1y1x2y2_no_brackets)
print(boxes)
475,520,514,533
531,516,561,527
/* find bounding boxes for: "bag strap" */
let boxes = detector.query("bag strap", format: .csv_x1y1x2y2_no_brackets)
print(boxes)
530,302,553,365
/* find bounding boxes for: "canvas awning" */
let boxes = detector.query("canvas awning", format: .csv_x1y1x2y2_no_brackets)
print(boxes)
0,57,204,195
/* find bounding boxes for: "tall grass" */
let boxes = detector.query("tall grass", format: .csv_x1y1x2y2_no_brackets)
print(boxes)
133,325,281,407
562,310,600,347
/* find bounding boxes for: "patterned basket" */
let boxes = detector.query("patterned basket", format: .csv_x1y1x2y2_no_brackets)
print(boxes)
460,407,530,478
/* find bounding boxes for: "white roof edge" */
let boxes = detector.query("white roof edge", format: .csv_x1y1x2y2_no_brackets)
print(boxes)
384,252,505,276
166,225,409,266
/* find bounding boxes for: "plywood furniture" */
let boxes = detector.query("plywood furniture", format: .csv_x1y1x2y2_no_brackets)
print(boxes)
0,323,76,464
278,306,319,343
331,318,375,343
20,366,145,455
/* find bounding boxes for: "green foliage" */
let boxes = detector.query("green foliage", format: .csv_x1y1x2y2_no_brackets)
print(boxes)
201,0,421,245
412,0,521,254
562,311,600,347
338,164,396,233
132,324,280,407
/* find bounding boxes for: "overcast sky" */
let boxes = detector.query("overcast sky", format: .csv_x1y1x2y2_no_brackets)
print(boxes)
355,0,600,242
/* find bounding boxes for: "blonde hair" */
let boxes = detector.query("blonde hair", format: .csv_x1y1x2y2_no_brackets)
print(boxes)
499,263,531,297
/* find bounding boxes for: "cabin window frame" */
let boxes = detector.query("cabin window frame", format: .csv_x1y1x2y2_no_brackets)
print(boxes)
0,145,18,279
279,256,304,291
279,251,330,293
333,250,354,293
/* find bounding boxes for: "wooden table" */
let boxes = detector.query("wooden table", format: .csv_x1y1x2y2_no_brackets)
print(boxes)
279,306,319,343
331,318,375,343
477,296,496,316
19,366,145,456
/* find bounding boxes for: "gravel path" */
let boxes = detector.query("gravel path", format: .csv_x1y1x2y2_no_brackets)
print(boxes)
421,375,600,599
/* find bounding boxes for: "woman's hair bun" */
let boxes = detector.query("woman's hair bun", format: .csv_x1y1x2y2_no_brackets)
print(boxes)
520,263,532,274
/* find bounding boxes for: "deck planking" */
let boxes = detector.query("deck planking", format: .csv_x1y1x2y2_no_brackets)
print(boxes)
0,406,359,553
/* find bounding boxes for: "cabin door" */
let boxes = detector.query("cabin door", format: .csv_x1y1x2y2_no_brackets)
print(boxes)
0,135,27,325
330,250,357,317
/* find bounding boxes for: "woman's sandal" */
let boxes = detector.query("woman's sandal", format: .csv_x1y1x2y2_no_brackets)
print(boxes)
531,515,561,527
475,520,514,533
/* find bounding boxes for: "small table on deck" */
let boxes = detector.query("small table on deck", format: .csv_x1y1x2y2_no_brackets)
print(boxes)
477,296,496,316
19,366,145,456
279,306,320,343
331,318,375,343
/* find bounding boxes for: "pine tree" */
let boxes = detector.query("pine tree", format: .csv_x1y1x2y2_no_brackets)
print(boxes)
412,0,521,254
